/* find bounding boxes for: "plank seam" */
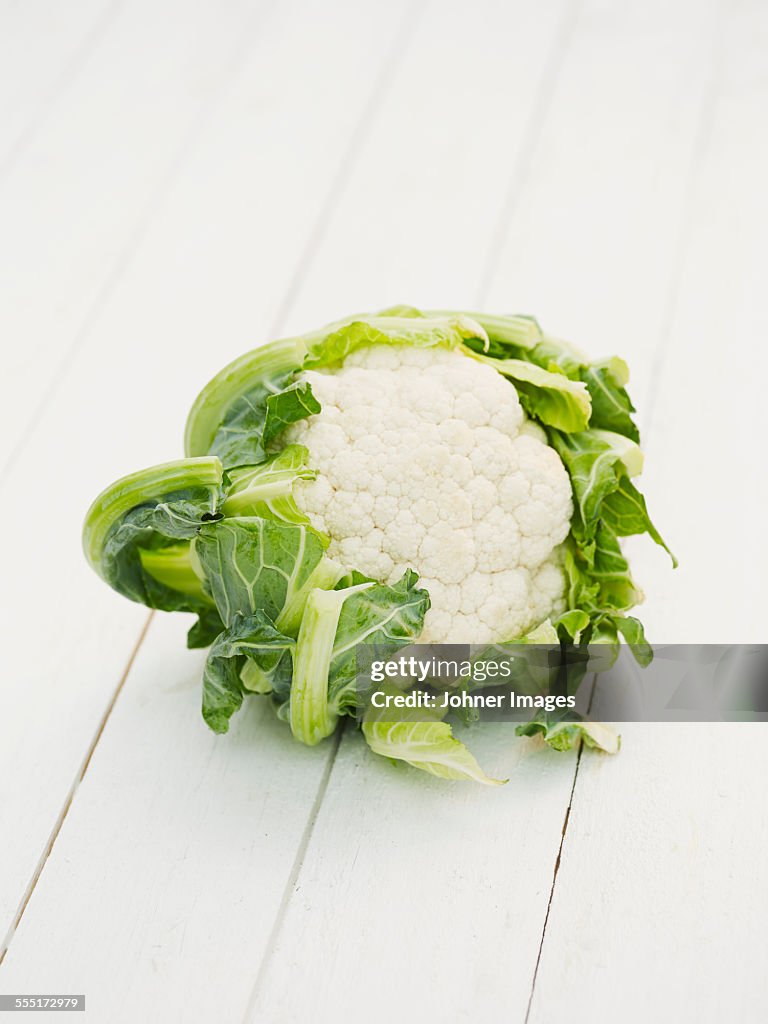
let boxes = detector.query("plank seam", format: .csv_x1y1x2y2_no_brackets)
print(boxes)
0,0,126,181
524,14,728,1016
2,0,280,479
477,6,586,1005
642,18,725,440
241,723,345,1024
266,0,430,338
474,0,584,306
523,739,585,1024
0,612,154,966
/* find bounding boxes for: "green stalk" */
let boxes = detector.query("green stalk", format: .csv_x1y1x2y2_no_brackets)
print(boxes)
276,555,346,636
82,456,222,580
138,544,212,603
290,582,372,745
240,659,273,694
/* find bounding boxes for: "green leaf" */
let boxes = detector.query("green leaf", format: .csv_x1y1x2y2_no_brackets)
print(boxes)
82,457,223,613
549,429,634,537
519,619,560,644
602,477,677,565
137,543,209,602
202,611,294,733
187,607,226,649
589,524,643,609
363,718,505,785
185,314,487,467
263,381,321,446
240,658,275,694
581,360,639,441
516,712,620,753
305,314,488,368
553,609,591,644
222,445,321,531
469,352,592,432
549,428,674,565
437,310,589,376
289,570,431,746
206,371,307,469
193,517,344,636
612,614,653,667
445,310,641,439
588,429,644,477
185,336,308,459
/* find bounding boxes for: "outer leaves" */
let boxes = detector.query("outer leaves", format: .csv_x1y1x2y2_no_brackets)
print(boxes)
444,310,641,441
202,611,294,733
470,352,591,432
185,313,489,469
560,530,638,627
222,445,320,529
187,607,226,649
185,336,308,460
289,570,431,745
137,543,209,603
305,314,488,368
329,570,431,710
84,303,675,778
588,525,642,610
602,476,677,564
263,381,321,446
516,713,620,754
581,359,639,441
362,718,505,785
550,425,668,661
549,428,673,562
193,517,343,635
206,372,315,469
433,310,559,362
82,457,222,614
553,609,591,644
549,429,632,535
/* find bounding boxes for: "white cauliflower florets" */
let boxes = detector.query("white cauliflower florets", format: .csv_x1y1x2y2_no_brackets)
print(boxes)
285,345,572,643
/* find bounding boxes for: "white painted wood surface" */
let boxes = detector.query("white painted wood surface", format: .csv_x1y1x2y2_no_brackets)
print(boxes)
0,1,764,1021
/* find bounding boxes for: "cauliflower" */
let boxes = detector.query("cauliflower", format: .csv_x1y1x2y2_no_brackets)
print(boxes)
285,345,572,643
84,308,675,781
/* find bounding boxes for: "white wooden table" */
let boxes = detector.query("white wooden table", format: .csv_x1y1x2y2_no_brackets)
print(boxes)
1,1,766,1020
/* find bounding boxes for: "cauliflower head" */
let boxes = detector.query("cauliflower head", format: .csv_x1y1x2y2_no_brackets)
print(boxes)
285,344,572,643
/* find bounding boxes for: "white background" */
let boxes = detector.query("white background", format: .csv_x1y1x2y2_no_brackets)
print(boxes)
0,0,766,1021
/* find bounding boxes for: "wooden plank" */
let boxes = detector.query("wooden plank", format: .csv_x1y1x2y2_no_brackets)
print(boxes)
0,0,415,962
0,0,119,170
251,1,728,1020
0,0,273,463
528,3,768,1019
